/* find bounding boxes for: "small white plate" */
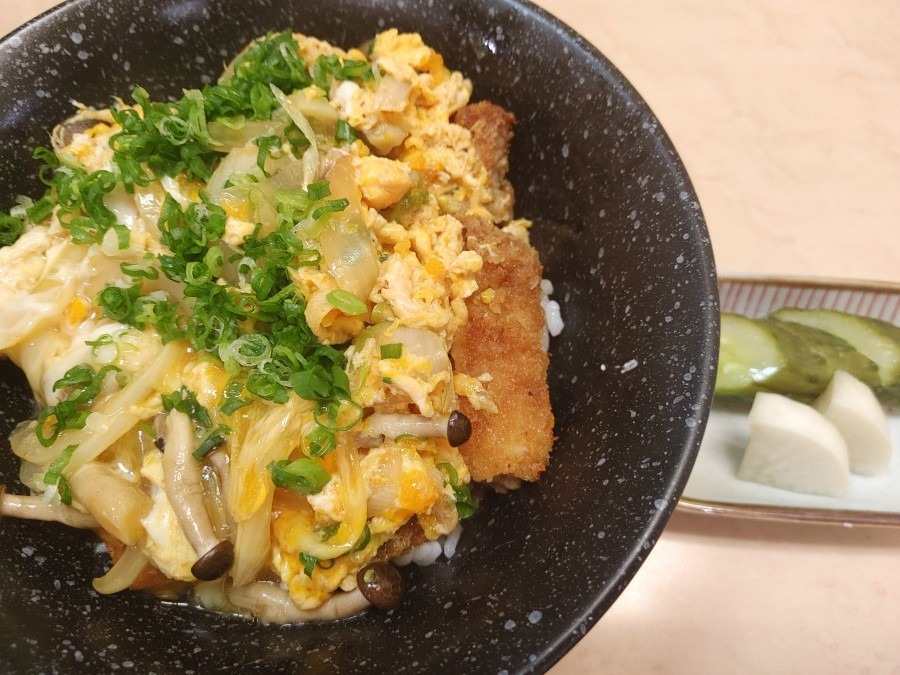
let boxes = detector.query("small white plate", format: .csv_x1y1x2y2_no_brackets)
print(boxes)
678,275,900,525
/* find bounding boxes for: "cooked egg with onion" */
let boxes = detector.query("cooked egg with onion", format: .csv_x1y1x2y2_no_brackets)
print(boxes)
0,27,555,622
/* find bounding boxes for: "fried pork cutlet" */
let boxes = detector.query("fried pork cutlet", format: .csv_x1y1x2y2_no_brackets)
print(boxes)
453,101,516,223
375,518,427,561
450,103,555,485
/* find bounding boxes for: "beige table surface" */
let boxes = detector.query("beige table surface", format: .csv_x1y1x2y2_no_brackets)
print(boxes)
4,2,900,673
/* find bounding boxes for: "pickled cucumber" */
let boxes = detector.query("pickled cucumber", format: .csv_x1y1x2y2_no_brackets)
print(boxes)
717,314,831,397
771,308,900,387
767,318,881,389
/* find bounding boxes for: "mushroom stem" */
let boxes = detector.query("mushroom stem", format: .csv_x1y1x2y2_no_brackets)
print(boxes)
227,582,370,623
162,411,234,581
206,449,236,537
359,410,472,447
0,484,99,529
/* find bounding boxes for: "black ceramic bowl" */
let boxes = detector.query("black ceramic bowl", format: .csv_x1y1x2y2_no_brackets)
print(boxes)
0,1,718,672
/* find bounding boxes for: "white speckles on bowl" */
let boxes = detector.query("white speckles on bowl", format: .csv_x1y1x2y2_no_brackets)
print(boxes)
0,0,718,673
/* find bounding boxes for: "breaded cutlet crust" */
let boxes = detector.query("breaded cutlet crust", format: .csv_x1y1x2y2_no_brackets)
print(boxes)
451,216,554,483
450,102,555,484
453,101,516,222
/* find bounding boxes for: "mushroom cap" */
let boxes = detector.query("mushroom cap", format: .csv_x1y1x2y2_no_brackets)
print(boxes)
190,540,235,581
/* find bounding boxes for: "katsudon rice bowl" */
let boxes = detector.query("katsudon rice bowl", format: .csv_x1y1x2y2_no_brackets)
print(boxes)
0,0,718,672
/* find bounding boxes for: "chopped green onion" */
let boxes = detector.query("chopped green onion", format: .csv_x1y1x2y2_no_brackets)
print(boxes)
35,364,121,447
304,425,336,458
268,458,330,495
220,379,252,415
300,552,318,577
311,198,350,221
192,424,231,460
318,522,340,540
350,524,372,553
453,484,476,519
53,364,96,392
97,284,143,323
306,179,331,202
335,119,357,144
204,245,225,277
84,333,120,361
437,462,475,519
43,444,77,505
437,462,459,485
220,333,273,374
25,194,55,223
380,343,403,360
254,134,284,175
120,259,160,280
161,387,213,428
312,400,363,433
0,214,25,247
285,122,310,156
326,289,367,316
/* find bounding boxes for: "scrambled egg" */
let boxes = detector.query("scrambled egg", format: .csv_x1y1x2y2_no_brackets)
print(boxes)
238,31,497,607
139,450,200,581
0,29,508,615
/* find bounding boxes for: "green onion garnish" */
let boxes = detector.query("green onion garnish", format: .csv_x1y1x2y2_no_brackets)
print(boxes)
326,289,367,316
43,444,77,505
380,343,402,360
192,424,231,460
300,552,318,577
335,119,357,144
268,458,330,495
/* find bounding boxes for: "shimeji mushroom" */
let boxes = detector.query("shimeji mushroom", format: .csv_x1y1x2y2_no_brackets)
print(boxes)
0,483,99,529
357,411,472,447
162,410,234,581
228,582,370,623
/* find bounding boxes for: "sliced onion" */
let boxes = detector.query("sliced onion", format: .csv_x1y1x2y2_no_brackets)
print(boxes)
290,92,340,126
92,545,149,595
391,326,451,374
207,147,288,231
373,75,411,112
319,221,379,301
363,449,402,517
208,115,287,151
69,462,151,546
271,85,319,187
13,342,180,469
266,153,307,192
206,146,259,204
361,122,408,156
316,156,378,300
103,186,140,230
134,183,165,230
229,398,311,585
